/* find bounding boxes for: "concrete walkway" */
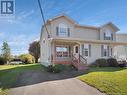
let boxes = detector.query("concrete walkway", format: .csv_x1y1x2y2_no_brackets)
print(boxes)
9,78,105,95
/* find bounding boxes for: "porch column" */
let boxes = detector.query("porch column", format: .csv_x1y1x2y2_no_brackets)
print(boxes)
79,43,82,55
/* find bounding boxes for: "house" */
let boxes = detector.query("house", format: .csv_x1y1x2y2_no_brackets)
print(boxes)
40,14,127,70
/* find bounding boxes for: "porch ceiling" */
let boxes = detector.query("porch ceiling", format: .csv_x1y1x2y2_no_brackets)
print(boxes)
52,38,127,46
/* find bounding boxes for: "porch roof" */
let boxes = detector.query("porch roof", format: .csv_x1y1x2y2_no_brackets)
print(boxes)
52,38,127,46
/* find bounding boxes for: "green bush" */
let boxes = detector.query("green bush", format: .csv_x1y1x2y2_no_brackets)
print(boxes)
0,57,6,65
53,64,65,73
95,58,108,67
47,64,65,73
107,58,118,67
47,65,54,72
19,54,35,64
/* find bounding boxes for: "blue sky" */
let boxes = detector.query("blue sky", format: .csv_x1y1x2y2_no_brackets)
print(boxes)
0,0,127,55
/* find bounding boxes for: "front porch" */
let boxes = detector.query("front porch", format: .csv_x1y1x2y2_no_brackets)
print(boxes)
49,38,127,70
50,40,88,70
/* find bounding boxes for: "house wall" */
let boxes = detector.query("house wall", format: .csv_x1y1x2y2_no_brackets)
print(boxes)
50,17,100,40
114,34,127,60
40,16,120,66
40,25,51,66
80,43,102,64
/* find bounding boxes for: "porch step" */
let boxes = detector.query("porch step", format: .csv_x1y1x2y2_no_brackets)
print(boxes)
72,61,88,70
77,63,89,70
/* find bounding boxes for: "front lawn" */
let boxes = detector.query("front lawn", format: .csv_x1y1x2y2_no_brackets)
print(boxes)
0,64,45,95
79,67,127,95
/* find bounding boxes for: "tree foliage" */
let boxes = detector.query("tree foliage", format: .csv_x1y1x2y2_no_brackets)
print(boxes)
29,41,40,63
1,42,11,64
19,54,35,64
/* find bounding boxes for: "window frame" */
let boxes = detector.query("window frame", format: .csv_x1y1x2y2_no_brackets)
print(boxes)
83,44,90,57
57,23,69,37
55,45,70,58
103,45,109,57
104,30,113,40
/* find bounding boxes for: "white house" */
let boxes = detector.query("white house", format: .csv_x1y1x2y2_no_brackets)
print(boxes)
40,15,127,70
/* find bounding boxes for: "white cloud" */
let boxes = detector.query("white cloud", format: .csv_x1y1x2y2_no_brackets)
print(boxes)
6,9,35,24
0,32,4,37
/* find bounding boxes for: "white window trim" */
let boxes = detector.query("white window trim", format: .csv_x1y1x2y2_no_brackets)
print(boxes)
58,23,68,37
84,44,89,57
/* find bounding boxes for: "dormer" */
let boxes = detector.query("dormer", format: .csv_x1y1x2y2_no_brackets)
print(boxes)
99,22,119,41
48,15,75,38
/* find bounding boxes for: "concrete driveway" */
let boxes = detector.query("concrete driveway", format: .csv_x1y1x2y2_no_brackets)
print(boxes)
9,68,106,95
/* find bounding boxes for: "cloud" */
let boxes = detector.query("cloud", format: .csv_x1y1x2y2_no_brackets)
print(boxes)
6,9,35,24
17,10,35,20
0,32,4,37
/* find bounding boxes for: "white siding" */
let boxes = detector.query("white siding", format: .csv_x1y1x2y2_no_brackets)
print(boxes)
40,26,51,66
50,17,99,40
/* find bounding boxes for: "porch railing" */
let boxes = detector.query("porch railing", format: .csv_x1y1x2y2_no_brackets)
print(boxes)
79,54,87,64
71,54,87,70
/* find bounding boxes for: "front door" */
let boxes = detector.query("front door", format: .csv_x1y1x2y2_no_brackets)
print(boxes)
73,45,79,59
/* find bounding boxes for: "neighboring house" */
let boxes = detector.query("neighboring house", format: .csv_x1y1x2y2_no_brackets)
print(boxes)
115,34,127,61
40,14,127,69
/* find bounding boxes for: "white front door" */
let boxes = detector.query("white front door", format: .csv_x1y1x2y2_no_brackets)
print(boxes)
73,45,79,59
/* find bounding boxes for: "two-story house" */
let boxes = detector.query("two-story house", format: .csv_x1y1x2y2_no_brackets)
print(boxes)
40,15,127,70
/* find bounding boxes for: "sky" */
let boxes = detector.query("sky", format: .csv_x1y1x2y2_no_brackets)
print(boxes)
0,0,127,55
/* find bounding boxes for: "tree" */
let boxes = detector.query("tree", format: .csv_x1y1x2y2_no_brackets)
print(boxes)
28,41,40,63
19,54,35,64
1,42,11,64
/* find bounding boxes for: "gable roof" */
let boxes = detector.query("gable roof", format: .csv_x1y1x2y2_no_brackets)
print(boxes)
47,14,77,24
46,14,119,31
100,22,120,31
47,14,99,30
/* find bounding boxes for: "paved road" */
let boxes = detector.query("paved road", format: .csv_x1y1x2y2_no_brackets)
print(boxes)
9,70,106,95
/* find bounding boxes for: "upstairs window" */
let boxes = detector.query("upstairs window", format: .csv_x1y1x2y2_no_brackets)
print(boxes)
104,30,113,40
56,23,70,37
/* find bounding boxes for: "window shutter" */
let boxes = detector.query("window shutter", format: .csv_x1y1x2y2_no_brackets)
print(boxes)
69,46,71,57
101,45,104,57
111,48,112,56
111,33,113,40
107,46,110,57
68,28,70,37
89,44,91,57
56,27,59,36
81,44,84,56
104,33,106,40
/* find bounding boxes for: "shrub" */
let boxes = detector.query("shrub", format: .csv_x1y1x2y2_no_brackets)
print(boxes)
47,64,65,73
19,54,35,64
95,58,108,67
107,58,118,67
0,57,6,65
53,64,65,73
47,65,54,72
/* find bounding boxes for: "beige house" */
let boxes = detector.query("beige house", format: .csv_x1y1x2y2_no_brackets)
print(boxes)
40,15,127,70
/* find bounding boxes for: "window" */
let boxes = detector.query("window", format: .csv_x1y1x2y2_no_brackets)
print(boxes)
56,46,70,57
103,45,109,57
104,30,113,40
56,23,70,37
82,44,91,57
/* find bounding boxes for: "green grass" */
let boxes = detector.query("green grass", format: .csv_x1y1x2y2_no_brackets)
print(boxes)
79,67,127,95
0,64,45,95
